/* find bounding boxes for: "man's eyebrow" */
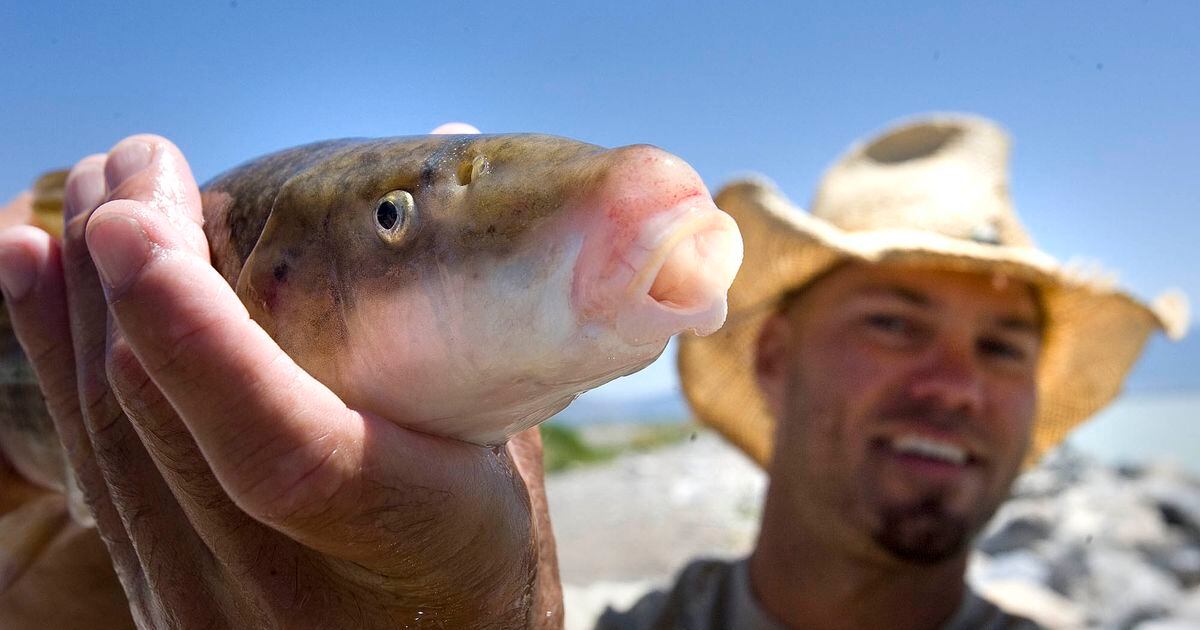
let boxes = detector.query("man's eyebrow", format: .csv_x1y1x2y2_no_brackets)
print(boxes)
857,285,932,307
995,315,1043,337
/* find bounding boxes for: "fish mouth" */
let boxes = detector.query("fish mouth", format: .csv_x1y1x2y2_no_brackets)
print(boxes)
615,196,743,345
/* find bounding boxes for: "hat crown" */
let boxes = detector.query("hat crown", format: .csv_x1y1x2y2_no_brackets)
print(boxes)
810,115,1034,248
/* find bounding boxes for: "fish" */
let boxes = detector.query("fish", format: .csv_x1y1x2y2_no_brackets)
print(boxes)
0,133,743,488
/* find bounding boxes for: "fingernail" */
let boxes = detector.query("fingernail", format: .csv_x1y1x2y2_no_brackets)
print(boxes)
64,158,107,222
105,138,154,190
87,214,149,290
0,243,37,301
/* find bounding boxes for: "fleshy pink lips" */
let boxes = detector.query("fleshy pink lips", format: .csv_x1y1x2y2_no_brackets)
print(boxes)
572,145,744,346
616,199,743,345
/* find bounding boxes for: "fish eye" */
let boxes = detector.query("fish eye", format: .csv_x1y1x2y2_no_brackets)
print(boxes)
456,154,490,186
375,190,415,246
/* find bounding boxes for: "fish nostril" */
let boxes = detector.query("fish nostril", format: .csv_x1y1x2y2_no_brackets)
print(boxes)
457,155,490,186
456,161,473,186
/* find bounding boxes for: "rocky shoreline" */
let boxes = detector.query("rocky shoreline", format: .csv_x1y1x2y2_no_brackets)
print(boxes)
971,445,1200,628
547,428,1200,629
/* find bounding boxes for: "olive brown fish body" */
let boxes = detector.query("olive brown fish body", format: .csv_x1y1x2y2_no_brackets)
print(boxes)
2,132,741,467
2,133,742,469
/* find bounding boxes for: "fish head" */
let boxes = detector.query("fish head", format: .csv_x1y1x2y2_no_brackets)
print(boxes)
236,134,743,444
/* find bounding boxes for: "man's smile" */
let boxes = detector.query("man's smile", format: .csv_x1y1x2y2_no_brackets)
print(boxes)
868,430,986,485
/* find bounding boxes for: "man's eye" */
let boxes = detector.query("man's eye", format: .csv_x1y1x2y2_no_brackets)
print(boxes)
866,314,910,334
979,337,1027,362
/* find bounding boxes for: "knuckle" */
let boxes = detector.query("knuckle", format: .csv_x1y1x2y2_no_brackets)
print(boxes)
94,507,134,550
23,333,70,373
122,501,160,546
106,344,172,429
141,313,217,382
88,403,135,458
34,357,81,415
105,340,144,392
232,435,353,527
78,369,116,426
77,372,142,469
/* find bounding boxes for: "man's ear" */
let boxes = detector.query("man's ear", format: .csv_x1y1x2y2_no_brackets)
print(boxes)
754,311,793,421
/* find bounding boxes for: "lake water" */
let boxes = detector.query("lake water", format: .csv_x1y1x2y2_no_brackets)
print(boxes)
560,389,1200,475
1068,391,1200,475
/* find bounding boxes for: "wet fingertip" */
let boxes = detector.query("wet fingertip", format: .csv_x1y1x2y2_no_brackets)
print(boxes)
86,213,150,291
105,137,155,191
0,230,44,301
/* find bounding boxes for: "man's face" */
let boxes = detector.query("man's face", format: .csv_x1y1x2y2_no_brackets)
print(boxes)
755,262,1041,565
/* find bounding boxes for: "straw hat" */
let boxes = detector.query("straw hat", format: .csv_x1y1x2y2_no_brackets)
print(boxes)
678,113,1189,468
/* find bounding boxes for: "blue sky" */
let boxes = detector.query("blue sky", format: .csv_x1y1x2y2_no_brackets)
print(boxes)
3,1,1196,400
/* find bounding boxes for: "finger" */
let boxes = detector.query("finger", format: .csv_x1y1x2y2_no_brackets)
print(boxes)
508,427,562,628
95,137,256,546
0,223,135,573
0,492,68,592
61,153,202,595
102,135,207,257
0,192,33,231
88,197,525,567
0,386,66,494
0,221,66,492
430,122,481,135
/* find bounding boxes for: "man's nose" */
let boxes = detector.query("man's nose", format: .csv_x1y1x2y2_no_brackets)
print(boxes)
907,340,986,420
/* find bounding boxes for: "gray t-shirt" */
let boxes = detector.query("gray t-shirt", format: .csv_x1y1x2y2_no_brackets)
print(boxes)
594,558,1042,630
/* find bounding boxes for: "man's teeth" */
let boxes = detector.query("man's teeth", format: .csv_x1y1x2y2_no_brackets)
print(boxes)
890,436,968,465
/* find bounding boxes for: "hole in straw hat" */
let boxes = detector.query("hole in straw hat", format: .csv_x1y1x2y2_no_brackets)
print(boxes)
865,124,963,164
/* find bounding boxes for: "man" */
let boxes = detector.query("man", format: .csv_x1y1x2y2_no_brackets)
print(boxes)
596,114,1188,628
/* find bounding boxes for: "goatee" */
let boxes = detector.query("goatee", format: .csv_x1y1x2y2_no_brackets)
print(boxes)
873,496,970,565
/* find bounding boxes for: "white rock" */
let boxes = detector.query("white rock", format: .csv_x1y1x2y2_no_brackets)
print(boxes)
1135,620,1200,630
971,549,1053,587
975,579,1086,629
1082,548,1183,627
1055,481,1167,548
1175,586,1200,619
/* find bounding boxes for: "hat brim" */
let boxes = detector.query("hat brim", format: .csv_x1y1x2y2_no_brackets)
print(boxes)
678,179,1189,468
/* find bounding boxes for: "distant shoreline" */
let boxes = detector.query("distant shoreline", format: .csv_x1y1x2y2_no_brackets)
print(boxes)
548,390,1200,475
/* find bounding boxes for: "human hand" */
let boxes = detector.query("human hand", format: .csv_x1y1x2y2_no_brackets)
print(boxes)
0,190,64,490
0,470,132,629
0,132,560,628
0,193,34,231
0,191,133,628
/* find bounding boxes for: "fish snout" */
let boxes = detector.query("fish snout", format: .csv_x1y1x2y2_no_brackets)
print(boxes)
573,146,744,346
